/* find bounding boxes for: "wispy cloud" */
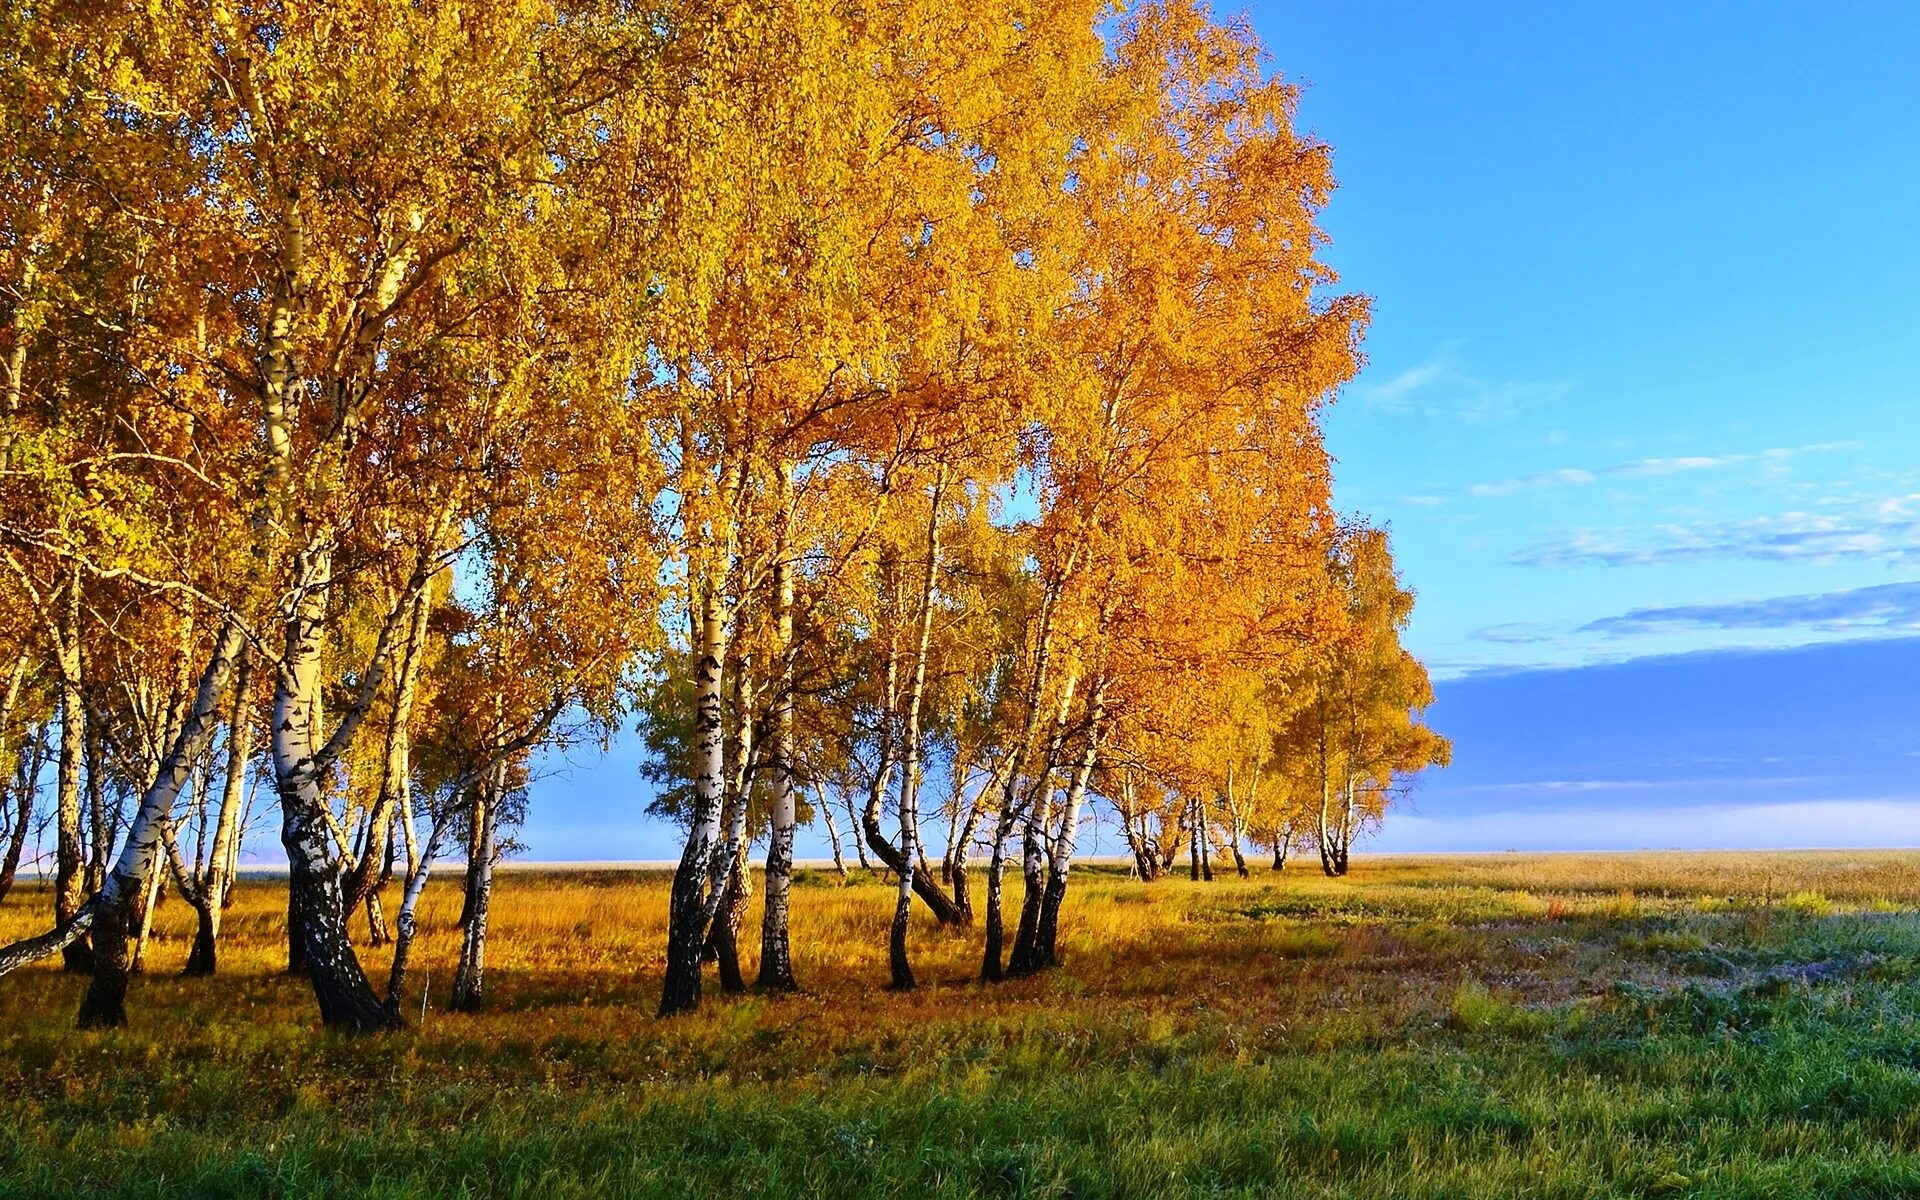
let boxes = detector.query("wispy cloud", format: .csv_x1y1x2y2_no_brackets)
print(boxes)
1514,494,1920,568
1582,581,1920,638
1465,443,1854,498
1358,342,1571,422
1470,622,1563,645
1445,777,1815,795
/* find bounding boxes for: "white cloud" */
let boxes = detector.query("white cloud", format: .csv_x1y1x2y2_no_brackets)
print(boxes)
1356,342,1572,422
1582,581,1920,637
1462,442,1855,499
1470,621,1563,645
1515,493,1920,568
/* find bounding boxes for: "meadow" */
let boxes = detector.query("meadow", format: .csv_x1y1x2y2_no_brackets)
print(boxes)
8,852,1920,1198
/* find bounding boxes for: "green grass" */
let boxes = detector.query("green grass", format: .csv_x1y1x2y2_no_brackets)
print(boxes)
8,853,1920,1197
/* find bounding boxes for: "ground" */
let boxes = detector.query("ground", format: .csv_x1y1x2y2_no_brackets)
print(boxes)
7,852,1920,1198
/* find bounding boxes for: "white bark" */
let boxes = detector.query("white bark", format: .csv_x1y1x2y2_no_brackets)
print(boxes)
757,459,799,989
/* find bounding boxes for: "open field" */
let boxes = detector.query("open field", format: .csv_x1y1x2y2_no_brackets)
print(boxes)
10,852,1920,1197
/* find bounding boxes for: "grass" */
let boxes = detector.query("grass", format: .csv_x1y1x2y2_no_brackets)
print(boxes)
7,851,1920,1197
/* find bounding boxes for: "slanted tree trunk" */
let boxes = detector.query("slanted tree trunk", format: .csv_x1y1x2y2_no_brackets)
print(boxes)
457,803,483,930
888,470,944,991
1030,678,1105,970
1115,771,1158,882
384,805,444,1019
846,790,872,871
0,663,40,905
129,853,164,973
980,547,1073,983
709,840,750,994
182,653,252,976
54,624,89,973
365,887,390,945
0,757,35,904
56,618,247,1025
346,586,432,944
1010,796,1050,970
819,783,849,882
859,565,968,929
1009,669,1079,975
948,756,999,921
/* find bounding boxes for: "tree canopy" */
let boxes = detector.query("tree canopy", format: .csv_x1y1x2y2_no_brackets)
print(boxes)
0,0,1444,1029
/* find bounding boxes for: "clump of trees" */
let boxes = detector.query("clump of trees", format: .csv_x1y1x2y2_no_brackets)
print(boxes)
0,0,1445,1031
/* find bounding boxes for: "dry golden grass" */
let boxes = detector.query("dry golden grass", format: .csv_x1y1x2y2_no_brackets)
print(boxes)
4,850,1920,1052
9,850,1920,1197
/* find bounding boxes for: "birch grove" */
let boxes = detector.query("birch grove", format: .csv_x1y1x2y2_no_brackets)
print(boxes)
0,0,1446,1028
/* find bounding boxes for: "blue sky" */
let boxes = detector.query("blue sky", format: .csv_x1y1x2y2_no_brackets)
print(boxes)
214,4,1918,861
1261,0,1920,851
1277,0,1920,676
500,2,1920,859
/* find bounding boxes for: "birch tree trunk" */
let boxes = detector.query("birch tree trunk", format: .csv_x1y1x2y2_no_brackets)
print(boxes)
1029,678,1104,970
345,585,433,932
659,575,730,1017
0,737,38,905
1198,796,1215,882
274,561,399,1032
1115,771,1157,881
1316,722,1340,878
54,621,89,972
708,655,755,994
709,839,750,994
129,853,164,973
1333,774,1356,876
845,790,872,871
184,652,252,975
450,764,499,1012
948,757,998,921
980,802,1014,982
756,461,799,991
0,657,32,905
82,696,111,899
285,884,306,975
889,470,944,990
858,567,968,928
1008,667,1079,975
1188,794,1204,881
384,810,443,1019
980,569,1067,982
819,784,849,882
45,617,248,1024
